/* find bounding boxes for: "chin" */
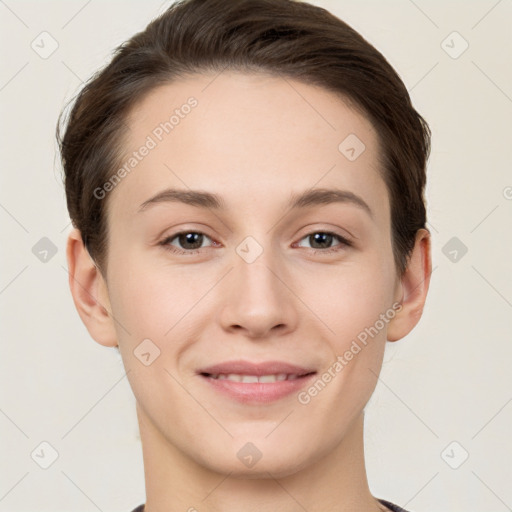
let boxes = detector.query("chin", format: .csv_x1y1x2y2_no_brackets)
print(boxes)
195,439,314,480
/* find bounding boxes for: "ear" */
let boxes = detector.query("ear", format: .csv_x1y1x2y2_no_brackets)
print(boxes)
65,228,118,347
387,228,432,342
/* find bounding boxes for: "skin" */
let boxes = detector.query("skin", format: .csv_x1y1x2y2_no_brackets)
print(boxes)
66,71,431,512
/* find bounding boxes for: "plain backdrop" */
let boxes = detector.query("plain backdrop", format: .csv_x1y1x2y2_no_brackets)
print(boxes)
1,1,511,511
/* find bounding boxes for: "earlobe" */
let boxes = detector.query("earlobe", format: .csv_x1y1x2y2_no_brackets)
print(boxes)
387,228,432,342
66,228,118,347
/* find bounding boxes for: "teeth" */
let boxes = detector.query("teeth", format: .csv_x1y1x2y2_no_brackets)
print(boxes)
209,373,301,382
259,375,277,383
240,375,259,383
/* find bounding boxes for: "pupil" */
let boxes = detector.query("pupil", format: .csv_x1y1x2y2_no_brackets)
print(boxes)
180,232,203,249
312,233,332,248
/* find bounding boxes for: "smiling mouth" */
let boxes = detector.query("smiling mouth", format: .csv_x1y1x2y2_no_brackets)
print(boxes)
196,360,318,403
200,372,316,383
198,370,318,404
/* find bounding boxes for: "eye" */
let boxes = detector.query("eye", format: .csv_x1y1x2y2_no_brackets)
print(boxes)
158,230,352,256
295,231,352,254
159,231,216,255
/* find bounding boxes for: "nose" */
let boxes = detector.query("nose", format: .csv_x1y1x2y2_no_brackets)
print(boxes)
218,247,299,339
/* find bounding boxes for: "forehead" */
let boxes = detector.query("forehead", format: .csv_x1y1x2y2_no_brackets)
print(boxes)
107,71,389,224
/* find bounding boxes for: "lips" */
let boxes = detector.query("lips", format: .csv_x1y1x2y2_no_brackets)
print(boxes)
197,360,316,378
197,360,317,404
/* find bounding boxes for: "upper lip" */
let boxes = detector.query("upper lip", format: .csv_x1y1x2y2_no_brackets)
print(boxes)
197,360,316,376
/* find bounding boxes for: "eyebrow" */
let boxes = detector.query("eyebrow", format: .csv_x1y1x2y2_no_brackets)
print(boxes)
137,187,373,218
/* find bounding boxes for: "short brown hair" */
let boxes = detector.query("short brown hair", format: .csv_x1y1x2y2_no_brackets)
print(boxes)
57,0,431,277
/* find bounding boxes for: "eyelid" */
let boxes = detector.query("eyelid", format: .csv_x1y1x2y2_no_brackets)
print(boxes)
294,223,356,245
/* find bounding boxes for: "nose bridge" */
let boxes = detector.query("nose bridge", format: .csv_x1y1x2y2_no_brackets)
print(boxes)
219,235,298,337
237,244,282,300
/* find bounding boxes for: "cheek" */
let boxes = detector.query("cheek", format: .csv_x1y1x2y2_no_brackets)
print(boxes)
106,250,204,345
304,254,397,347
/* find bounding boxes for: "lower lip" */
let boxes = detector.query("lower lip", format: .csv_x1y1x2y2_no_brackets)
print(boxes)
199,374,317,404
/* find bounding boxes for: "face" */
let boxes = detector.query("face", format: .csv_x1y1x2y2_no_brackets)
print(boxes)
102,71,402,477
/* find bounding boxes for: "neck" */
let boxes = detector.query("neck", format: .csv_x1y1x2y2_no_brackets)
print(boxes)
137,404,384,512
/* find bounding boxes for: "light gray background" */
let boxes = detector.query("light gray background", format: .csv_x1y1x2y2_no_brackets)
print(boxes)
1,1,511,511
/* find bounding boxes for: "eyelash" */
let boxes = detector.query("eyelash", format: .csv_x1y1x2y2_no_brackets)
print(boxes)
158,230,353,256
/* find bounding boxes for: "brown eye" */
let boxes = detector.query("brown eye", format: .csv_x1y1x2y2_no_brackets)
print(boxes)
160,231,214,254
296,231,351,252
308,232,335,249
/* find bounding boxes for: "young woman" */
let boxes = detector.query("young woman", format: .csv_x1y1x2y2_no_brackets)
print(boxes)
58,1,432,510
